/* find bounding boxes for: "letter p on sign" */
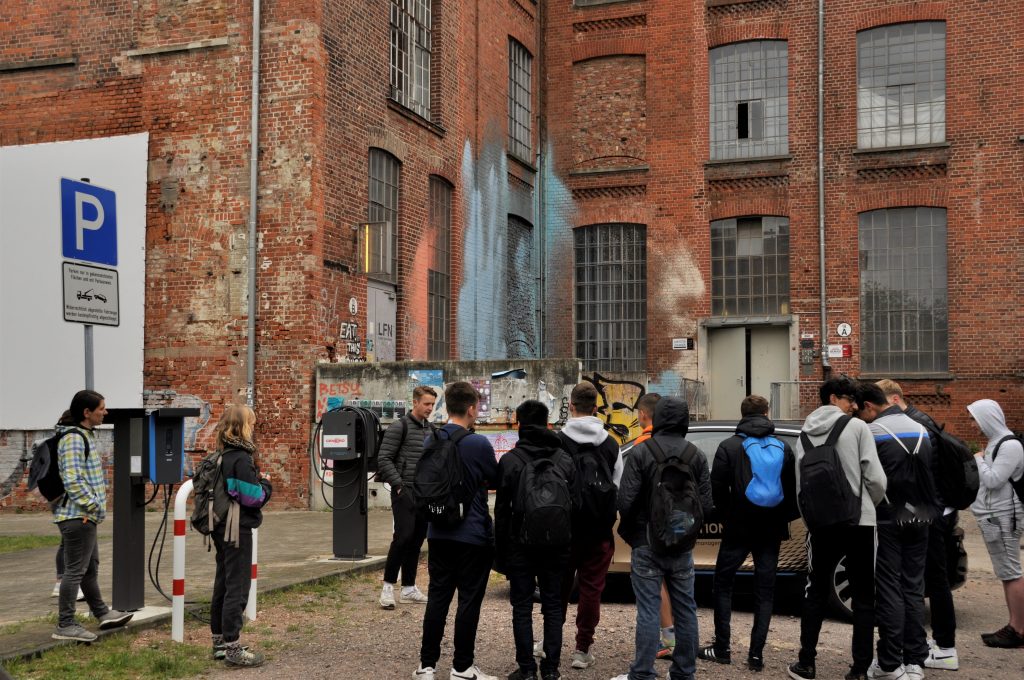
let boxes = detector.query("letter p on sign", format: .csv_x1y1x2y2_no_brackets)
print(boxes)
61,178,118,266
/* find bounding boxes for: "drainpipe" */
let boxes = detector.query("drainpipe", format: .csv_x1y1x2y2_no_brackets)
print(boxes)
535,0,546,357
246,0,262,406
817,0,831,371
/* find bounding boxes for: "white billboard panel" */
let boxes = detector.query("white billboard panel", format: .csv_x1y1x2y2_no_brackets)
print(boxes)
0,133,148,428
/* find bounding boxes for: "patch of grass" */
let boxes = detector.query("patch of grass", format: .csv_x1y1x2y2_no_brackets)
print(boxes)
0,534,62,555
4,636,211,680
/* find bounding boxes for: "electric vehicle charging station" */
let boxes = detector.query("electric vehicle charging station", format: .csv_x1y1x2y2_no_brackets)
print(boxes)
106,407,199,611
319,406,382,560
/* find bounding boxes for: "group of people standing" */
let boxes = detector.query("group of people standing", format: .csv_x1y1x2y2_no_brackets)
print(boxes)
379,377,1024,680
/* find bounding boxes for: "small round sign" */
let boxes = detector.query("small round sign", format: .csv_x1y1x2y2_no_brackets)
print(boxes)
349,297,358,315
837,322,852,338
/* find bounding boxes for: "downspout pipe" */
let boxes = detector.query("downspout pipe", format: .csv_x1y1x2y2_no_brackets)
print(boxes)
535,0,546,358
246,0,262,406
817,0,831,371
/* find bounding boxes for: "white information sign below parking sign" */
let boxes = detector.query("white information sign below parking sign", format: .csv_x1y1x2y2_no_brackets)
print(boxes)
62,261,119,326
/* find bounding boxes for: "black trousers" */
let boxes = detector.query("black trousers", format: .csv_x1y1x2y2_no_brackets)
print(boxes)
798,525,876,674
876,522,929,671
420,538,494,672
925,512,957,648
384,488,428,586
712,531,780,659
57,519,108,626
507,544,570,675
211,528,253,643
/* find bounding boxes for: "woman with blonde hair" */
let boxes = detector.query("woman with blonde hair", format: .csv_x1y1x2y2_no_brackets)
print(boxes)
209,404,272,667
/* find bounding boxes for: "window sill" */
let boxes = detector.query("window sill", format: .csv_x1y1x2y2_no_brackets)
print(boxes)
702,314,794,328
574,0,638,7
568,164,650,176
852,142,949,155
507,152,538,173
0,56,77,72
704,154,793,167
857,372,955,381
386,98,446,138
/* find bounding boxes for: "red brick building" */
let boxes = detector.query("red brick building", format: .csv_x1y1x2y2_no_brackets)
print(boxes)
1,0,1021,509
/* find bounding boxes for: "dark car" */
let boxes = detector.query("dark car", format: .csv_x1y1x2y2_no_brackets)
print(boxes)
613,421,967,618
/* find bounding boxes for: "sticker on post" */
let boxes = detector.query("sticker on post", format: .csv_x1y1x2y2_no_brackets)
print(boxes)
322,434,348,448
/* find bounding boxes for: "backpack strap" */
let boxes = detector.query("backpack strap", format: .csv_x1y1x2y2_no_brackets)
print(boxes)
874,421,925,456
992,435,1021,461
648,436,667,464
56,429,92,507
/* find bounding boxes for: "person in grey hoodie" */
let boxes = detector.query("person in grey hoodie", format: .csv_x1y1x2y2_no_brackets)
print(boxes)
966,398,1024,648
787,377,886,680
553,382,621,670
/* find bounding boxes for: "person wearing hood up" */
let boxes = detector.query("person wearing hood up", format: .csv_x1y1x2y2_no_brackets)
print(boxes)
495,400,575,680
699,394,798,673
553,382,621,670
966,398,1024,648
613,396,713,680
787,377,886,680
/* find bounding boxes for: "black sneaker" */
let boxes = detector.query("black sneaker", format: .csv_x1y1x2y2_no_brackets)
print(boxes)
844,671,867,680
983,624,1024,648
507,669,537,680
747,655,764,672
787,661,816,680
540,673,560,680
697,645,731,664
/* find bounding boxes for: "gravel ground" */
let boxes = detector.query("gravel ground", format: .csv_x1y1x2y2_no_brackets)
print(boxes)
185,562,1024,680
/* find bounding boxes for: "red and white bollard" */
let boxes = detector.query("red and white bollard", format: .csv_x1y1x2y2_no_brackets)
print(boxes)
246,528,258,621
172,479,193,643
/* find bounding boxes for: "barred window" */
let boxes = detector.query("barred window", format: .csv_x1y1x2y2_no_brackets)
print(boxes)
574,224,647,373
390,0,432,119
711,216,790,316
709,41,789,160
506,216,537,358
427,177,451,360
508,39,533,162
367,149,400,282
857,22,945,149
859,207,948,373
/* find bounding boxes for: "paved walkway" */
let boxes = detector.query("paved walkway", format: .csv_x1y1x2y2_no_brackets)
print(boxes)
0,509,395,661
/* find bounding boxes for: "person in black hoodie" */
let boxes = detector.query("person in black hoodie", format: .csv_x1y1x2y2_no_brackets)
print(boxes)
613,396,713,680
210,404,272,667
698,395,797,672
496,400,575,680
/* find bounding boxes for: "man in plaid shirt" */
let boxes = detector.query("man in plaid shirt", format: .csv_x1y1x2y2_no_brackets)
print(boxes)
52,390,133,642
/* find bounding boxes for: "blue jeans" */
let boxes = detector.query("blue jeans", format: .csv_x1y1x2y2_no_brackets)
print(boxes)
629,545,697,680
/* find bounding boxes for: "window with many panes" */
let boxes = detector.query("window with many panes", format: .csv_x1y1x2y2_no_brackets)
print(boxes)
367,149,400,282
857,22,945,149
859,207,948,373
709,41,789,160
506,216,536,358
711,216,790,316
508,39,533,162
390,0,432,119
574,224,647,373
427,177,451,360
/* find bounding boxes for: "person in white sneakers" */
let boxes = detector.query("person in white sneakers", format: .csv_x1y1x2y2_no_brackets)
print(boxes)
378,385,437,609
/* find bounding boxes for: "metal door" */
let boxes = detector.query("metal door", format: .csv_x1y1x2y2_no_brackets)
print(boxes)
750,326,790,404
708,326,746,419
366,283,396,362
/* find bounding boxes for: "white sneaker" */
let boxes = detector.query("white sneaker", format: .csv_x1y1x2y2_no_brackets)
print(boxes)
449,665,496,680
533,640,546,659
400,585,429,604
413,666,435,680
379,583,396,610
923,645,958,671
905,664,924,680
51,583,86,600
572,650,596,669
609,675,629,680
868,661,907,680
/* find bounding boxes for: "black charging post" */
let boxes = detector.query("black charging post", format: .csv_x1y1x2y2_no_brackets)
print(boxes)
320,406,381,559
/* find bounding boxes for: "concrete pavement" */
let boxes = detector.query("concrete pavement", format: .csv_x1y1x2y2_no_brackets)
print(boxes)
0,508,396,662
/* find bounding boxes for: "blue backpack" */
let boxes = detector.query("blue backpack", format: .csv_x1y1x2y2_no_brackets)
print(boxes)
739,435,785,508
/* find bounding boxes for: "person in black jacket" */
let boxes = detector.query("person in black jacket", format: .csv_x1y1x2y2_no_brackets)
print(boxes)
210,404,272,668
495,400,575,680
699,395,797,672
613,396,713,680
377,385,437,609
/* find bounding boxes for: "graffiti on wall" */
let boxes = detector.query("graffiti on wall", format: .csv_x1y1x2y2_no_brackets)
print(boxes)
506,216,537,358
585,372,647,445
340,321,361,361
143,391,212,451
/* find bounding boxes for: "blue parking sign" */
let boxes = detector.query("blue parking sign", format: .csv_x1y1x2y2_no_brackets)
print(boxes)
61,178,117,266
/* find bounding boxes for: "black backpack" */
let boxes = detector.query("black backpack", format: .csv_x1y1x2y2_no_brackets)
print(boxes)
414,427,472,528
926,424,979,510
646,437,704,556
992,434,1024,507
190,449,235,539
874,421,939,522
798,416,860,531
513,451,573,546
26,429,89,502
563,437,617,539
